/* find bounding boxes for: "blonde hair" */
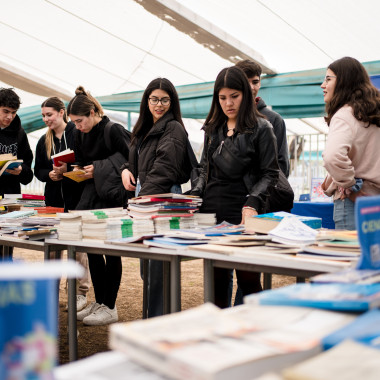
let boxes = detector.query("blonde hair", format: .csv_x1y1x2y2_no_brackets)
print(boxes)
41,97,67,160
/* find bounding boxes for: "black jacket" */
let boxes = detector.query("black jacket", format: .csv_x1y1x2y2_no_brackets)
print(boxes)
34,122,83,211
74,116,130,210
191,118,279,213
257,97,290,178
123,112,191,196
0,115,33,196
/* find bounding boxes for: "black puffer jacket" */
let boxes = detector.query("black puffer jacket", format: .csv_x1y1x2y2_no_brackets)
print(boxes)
191,118,279,213
34,122,83,211
0,115,33,196
124,112,191,196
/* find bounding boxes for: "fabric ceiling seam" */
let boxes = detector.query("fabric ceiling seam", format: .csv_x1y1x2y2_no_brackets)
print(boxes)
45,0,207,82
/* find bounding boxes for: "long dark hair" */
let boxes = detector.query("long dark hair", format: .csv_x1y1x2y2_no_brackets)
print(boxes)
204,66,259,134
325,57,380,127
131,78,184,144
41,97,67,160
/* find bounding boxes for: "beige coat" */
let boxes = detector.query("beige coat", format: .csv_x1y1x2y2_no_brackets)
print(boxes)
322,105,380,200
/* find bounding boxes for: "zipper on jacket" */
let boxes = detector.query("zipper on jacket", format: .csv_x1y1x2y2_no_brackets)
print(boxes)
218,140,224,154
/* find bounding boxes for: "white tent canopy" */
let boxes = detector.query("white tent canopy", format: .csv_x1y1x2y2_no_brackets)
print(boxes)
1,0,380,138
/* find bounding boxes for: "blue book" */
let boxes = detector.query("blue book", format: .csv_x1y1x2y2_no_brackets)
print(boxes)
245,283,380,312
0,261,82,379
0,159,23,176
322,309,380,350
355,195,380,270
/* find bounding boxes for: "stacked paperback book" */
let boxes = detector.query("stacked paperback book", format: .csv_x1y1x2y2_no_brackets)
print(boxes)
127,193,202,234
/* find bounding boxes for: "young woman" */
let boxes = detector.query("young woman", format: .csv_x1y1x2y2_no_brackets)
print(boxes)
191,66,279,308
67,86,131,325
321,57,380,230
121,78,192,317
34,97,90,312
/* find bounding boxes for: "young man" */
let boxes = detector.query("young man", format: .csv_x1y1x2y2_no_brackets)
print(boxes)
0,88,34,260
236,60,290,178
0,87,33,196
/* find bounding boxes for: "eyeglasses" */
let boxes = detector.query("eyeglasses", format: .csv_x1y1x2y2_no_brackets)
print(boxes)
323,75,337,82
148,97,171,106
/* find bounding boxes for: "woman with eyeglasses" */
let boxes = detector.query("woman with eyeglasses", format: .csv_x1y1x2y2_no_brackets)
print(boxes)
321,57,380,230
121,77,193,317
190,66,279,308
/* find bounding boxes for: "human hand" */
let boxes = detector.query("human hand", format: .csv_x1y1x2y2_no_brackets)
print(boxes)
241,207,258,225
82,164,94,179
5,165,22,176
122,169,136,191
49,169,62,181
53,162,68,175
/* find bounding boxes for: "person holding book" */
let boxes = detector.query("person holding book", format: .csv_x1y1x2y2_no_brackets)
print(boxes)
321,57,380,230
121,78,193,317
67,86,130,325
190,66,279,308
34,96,90,312
0,88,33,196
0,88,33,260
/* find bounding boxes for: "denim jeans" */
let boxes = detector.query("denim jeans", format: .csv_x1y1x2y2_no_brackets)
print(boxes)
137,182,182,317
333,198,356,230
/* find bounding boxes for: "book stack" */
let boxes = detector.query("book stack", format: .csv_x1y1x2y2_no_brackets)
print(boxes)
80,209,128,241
109,303,355,380
107,217,155,239
127,194,200,234
245,211,322,235
56,213,83,240
0,194,46,208
193,212,217,227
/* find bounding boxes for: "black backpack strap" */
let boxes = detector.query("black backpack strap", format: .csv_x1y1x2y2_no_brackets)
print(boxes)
104,120,115,151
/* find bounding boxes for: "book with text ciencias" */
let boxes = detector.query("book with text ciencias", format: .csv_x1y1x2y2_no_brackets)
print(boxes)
245,283,380,312
0,273,57,379
355,194,380,270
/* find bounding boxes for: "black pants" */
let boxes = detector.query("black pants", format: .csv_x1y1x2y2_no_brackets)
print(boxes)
87,253,122,309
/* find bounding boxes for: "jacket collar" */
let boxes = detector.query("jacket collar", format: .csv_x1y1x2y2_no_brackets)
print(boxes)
147,112,174,136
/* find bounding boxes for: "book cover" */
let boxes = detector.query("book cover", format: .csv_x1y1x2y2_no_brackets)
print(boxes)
22,194,45,200
0,153,16,168
245,283,380,312
245,212,321,234
0,261,83,380
310,177,331,203
355,195,380,270
282,340,380,380
63,170,88,183
109,303,354,380
51,149,75,167
0,159,23,176
322,309,380,350
311,268,380,284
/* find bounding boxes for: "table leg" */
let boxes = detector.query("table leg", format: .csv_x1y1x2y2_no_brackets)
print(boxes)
263,273,272,290
204,259,214,303
170,256,181,313
163,261,170,315
142,259,148,319
296,277,306,283
67,246,78,362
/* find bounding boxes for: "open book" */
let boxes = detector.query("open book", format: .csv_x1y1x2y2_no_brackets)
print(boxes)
0,158,23,176
63,169,88,183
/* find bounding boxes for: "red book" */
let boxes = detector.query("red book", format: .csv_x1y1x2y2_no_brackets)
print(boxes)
51,149,75,167
34,206,64,214
22,194,45,200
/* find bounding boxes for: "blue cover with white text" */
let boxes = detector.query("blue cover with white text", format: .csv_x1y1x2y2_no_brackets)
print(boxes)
355,195,380,270
0,278,57,380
